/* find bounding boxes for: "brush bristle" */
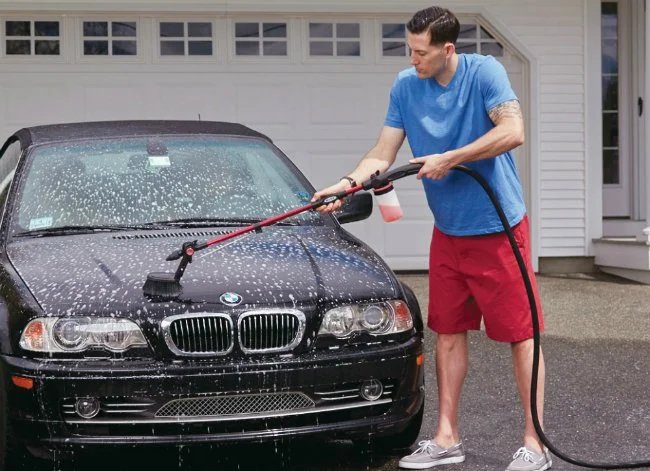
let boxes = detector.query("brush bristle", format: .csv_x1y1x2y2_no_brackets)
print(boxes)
143,272,182,298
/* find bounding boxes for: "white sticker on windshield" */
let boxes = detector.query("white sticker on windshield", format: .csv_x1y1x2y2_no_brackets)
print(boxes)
148,156,171,167
29,217,53,230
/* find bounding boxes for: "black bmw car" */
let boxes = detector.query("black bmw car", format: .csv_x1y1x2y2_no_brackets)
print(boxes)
0,121,424,465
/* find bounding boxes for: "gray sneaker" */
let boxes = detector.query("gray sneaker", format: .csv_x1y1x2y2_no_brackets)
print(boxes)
506,447,553,471
398,440,465,469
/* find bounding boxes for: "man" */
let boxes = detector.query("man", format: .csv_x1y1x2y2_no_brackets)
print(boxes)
313,6,551,471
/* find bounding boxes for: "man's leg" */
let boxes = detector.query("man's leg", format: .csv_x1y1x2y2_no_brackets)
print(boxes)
434,331,468,447
511,339,545,453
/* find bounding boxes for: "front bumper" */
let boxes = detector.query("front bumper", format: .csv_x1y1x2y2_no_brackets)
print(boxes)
3,336,424,448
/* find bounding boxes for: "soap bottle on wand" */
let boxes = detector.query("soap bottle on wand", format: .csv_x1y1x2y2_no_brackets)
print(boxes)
373,182,403,222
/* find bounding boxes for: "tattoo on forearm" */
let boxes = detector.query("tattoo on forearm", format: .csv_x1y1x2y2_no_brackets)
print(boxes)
488,100,523,125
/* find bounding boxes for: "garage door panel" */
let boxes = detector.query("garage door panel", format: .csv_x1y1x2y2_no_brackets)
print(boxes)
236,86,296,125
3,83,77,128
152,82,224,121
234,83,305,140
83,84,159,121
283,139,374,188
384,221,432,257
308,151,365,188
309,86,366,125
306,81,391,131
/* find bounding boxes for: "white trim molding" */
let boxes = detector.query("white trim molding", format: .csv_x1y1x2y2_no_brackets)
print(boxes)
585,0,603,253
646,0,650,227
0,1,503,14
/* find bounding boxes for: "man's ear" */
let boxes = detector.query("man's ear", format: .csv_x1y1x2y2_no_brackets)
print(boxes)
444,42,455,57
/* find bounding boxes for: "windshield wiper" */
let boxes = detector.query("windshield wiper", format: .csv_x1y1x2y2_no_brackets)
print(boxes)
151,217,300,227
14,224,166,238
14,219,301,237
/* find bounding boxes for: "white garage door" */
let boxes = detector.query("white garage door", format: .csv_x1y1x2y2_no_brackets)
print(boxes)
0,13,528,270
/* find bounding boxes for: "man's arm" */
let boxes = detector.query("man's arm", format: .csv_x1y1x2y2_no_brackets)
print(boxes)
343,126,406,187
412,99,525,180
313,126,405,212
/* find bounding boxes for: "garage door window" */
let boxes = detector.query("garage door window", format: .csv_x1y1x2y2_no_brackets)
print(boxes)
379,21,503,58
456,24,503,56
83,21,137,56
159,22,213,56
309,22,360,57
381,23,407,57
234,22,287,56
4,20,60,55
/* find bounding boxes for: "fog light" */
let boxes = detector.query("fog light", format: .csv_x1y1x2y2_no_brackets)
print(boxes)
359,379,383,401
75,397,100,419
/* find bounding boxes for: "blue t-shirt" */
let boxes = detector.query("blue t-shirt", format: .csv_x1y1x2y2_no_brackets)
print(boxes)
384,53,525,236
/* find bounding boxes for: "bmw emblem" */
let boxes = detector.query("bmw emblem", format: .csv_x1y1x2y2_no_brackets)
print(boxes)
220,292,242,306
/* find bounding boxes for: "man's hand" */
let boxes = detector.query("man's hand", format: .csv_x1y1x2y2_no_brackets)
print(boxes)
312,180,349,213
410,152,456,180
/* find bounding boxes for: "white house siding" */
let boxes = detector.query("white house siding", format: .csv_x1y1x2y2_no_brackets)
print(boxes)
0,0,592,267
449,0,589,256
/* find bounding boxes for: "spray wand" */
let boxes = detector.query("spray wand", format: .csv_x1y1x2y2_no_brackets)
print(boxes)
142,163,421,299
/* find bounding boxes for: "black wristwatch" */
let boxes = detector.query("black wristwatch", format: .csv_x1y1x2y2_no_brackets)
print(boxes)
340,176,357,187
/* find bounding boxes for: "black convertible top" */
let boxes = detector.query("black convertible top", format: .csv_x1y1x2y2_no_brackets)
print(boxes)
13,120,272,147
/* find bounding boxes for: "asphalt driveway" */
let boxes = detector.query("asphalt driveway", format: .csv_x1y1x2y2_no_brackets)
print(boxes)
27,272,650,471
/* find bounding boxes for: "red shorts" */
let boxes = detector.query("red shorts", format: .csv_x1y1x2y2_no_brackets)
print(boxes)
428,215,544,343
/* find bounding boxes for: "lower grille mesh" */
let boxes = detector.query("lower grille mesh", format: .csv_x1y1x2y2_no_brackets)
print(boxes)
155,392,315,418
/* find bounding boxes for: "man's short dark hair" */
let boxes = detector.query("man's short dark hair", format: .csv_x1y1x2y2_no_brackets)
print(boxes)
406,6,460,45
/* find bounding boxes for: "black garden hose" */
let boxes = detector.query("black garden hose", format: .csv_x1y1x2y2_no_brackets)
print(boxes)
453,164,650,469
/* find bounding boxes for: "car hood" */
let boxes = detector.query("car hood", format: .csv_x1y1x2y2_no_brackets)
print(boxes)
6,227,398,313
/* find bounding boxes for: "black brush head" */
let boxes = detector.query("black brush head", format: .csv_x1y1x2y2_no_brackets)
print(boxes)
143,272,182,299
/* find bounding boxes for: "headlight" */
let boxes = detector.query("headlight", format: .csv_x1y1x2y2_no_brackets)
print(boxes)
20,317,148,353
318,300,413,338
53,317,89,349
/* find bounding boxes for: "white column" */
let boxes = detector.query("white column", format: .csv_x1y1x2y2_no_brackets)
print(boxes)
585,0,603,249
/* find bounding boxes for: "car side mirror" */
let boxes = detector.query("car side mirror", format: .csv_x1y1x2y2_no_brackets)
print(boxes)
335,192,373,224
